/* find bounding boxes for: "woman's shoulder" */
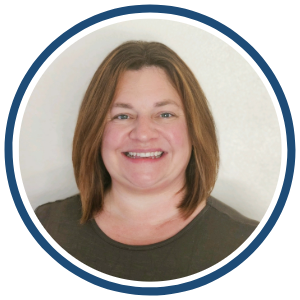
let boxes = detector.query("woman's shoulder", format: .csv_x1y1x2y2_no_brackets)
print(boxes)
35,194,82,228
206,196,259,228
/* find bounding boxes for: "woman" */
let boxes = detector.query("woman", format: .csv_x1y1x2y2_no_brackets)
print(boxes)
36,41,258,281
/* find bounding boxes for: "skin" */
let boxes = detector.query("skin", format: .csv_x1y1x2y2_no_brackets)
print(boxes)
95,66,206,245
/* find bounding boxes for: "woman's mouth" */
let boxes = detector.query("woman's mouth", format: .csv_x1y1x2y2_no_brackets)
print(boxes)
124,151,164,159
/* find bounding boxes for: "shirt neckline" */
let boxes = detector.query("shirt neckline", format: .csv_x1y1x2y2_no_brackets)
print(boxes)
90,197,212,251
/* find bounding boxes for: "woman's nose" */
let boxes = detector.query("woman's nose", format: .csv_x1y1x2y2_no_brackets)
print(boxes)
129,117,158,142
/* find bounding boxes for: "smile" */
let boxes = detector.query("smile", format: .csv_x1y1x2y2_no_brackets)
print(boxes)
124,151,164,159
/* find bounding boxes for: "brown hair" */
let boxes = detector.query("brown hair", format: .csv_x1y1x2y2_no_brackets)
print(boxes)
72,41,219,223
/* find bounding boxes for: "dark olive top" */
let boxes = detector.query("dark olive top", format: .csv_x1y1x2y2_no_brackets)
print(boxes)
35,194,258,281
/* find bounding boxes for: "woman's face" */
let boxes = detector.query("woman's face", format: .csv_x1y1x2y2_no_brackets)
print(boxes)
101,66,192,192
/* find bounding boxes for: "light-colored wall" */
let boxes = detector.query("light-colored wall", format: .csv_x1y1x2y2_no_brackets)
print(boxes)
19,19,281,221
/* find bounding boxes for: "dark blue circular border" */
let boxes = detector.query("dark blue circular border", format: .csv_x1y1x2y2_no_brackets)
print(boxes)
5,5,295,296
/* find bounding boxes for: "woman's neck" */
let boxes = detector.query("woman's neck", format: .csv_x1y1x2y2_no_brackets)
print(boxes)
103,184,185,225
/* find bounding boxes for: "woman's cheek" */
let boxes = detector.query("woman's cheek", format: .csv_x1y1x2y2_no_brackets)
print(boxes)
103,124,124,145
167,123,190,148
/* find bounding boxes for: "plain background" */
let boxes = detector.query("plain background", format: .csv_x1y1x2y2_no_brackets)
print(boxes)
1,1,299,299
19,19,280,222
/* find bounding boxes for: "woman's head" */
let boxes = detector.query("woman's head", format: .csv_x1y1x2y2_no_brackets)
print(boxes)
101,66,192,194
73,41,219,223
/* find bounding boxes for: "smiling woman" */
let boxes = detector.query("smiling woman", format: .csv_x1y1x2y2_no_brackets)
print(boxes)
102,67,191,195
35,41,258,281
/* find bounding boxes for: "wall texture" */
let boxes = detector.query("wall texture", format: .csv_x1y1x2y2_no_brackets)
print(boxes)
19,19,281,221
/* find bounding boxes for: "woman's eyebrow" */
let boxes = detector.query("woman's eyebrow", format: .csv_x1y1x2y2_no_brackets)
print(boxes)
113,103,133,109
155,100,180,107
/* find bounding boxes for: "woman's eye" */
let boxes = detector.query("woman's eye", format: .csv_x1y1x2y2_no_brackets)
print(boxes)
160,113,173,118
115,114,129,120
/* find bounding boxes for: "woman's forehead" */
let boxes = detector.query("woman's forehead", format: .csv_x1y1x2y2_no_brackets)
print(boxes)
112,67,182,107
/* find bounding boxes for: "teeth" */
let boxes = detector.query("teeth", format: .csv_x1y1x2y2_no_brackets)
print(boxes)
126,151,163,158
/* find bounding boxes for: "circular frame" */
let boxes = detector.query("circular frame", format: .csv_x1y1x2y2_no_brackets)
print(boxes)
5,5,295,295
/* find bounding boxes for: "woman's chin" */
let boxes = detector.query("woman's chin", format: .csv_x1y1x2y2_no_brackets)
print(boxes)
124,175,167,192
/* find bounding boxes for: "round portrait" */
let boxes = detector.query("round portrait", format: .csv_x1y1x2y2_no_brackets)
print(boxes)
18,19,281,283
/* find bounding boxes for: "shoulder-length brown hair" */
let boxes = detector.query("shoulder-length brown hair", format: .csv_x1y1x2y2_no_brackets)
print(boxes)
73,41,219,223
